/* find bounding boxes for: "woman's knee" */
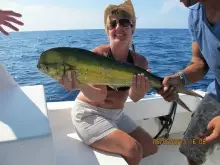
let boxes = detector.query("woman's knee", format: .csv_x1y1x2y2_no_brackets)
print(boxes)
125,140,143,160
153,143,158,154
147,143,158,156
141,142,158,158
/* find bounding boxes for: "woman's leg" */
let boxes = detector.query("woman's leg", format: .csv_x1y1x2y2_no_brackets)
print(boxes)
129,126,158,157
116,112,158,158
71,101,143,165
90,129,143,165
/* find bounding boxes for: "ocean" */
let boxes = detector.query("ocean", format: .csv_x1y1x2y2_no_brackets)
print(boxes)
0,29,215,102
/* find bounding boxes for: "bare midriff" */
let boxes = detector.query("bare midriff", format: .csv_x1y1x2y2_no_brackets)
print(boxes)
76,89,129,109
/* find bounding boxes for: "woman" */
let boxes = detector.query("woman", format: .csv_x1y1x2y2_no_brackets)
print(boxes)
59,1,158,165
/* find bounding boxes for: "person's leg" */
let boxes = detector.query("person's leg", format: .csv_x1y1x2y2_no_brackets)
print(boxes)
90,130,143,165
129,126,158,157
71,100,143,165
116,111,158,158
179,94,220,165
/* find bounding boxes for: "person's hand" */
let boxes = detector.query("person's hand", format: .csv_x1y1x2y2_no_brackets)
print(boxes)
59,70,84,91
0,10,24,36
130,71,151,98
204,116,220,143
157,73,183,102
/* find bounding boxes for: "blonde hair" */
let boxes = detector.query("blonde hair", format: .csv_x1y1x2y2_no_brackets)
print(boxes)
104,0,136,35
104,0,136,47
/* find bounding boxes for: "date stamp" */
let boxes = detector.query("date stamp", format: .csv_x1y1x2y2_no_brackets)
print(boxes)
153,138,206,145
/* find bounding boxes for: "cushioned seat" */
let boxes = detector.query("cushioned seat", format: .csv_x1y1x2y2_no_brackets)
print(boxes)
0,65,55,165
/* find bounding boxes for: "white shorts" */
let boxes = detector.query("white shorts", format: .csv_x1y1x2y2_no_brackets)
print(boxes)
71,99,138,145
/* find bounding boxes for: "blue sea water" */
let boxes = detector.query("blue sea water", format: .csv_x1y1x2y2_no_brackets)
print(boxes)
0,29,215,102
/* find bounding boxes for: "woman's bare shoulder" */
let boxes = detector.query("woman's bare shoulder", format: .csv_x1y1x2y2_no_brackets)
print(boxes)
91,45,110,56
131,51,148,70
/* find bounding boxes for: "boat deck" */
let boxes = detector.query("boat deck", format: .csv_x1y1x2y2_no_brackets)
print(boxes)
140,133,220,165
48,108,220,165
1,64,219,165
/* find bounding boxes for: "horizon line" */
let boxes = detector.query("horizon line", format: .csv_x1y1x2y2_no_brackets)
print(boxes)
12,27,189,33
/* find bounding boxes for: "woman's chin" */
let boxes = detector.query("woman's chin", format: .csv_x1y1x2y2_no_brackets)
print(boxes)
111,38,128,45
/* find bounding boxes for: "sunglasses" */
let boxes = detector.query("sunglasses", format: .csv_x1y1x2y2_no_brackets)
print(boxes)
108,19,133,29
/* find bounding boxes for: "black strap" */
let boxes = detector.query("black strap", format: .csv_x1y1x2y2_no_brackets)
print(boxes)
132,43,135,52
153,101,177,141
106,47,134,91
107,48,134,64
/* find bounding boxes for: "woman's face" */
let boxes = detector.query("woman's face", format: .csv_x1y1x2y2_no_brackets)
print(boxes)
107,15,134,46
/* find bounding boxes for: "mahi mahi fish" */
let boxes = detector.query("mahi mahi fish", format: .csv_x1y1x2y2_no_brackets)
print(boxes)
37,47,204,112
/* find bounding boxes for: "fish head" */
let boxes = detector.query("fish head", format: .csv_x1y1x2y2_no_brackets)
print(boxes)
37,48,72,81
37,63,68,81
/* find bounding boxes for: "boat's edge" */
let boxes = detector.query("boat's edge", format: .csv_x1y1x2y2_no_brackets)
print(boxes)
46,89,206,111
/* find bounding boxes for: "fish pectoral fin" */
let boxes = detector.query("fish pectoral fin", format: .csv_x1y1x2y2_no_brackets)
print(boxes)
175,98,192,112
66,70,72,82
64,69,84,85
176,87,204,99
108,85,119,91
108,85,131,91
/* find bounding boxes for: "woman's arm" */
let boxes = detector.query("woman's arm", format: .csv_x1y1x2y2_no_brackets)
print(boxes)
129,55,151,102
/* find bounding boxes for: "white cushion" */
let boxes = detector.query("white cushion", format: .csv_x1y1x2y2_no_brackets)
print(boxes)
0,65,55,165
67,133,128,165
0,65,51,142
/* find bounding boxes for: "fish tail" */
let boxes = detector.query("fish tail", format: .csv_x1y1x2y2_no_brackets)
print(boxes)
175,98,192,112
177,88,204,99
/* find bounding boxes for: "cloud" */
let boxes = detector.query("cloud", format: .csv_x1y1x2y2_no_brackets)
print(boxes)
160,0,185,13
0,0,104,31
0,0,189,31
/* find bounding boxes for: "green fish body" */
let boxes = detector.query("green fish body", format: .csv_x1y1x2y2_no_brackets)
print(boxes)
37,47,204,112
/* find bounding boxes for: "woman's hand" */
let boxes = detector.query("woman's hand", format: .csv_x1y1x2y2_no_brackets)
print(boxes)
131,73,151,95
129,70,151,102
0,10,24,36
59,70,83,91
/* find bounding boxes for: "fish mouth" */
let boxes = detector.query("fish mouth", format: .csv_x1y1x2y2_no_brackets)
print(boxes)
37,63,47,71
37,63,41,69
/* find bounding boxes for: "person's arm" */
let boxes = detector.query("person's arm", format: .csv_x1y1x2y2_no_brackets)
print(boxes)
158,12,209,102
158,43,209,102
129,55,151,102
177,11,209,85
0,10,24,36
178,42,209,86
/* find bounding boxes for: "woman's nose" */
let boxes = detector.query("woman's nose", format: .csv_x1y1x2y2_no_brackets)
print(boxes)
115,23,122,29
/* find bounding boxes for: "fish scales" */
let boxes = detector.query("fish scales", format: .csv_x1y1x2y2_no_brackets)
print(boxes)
37,47,204,112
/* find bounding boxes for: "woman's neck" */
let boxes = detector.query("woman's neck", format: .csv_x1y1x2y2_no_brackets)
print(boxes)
109,43,130,61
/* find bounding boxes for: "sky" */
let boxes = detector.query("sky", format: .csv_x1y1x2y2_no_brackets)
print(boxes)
1,0,190,32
